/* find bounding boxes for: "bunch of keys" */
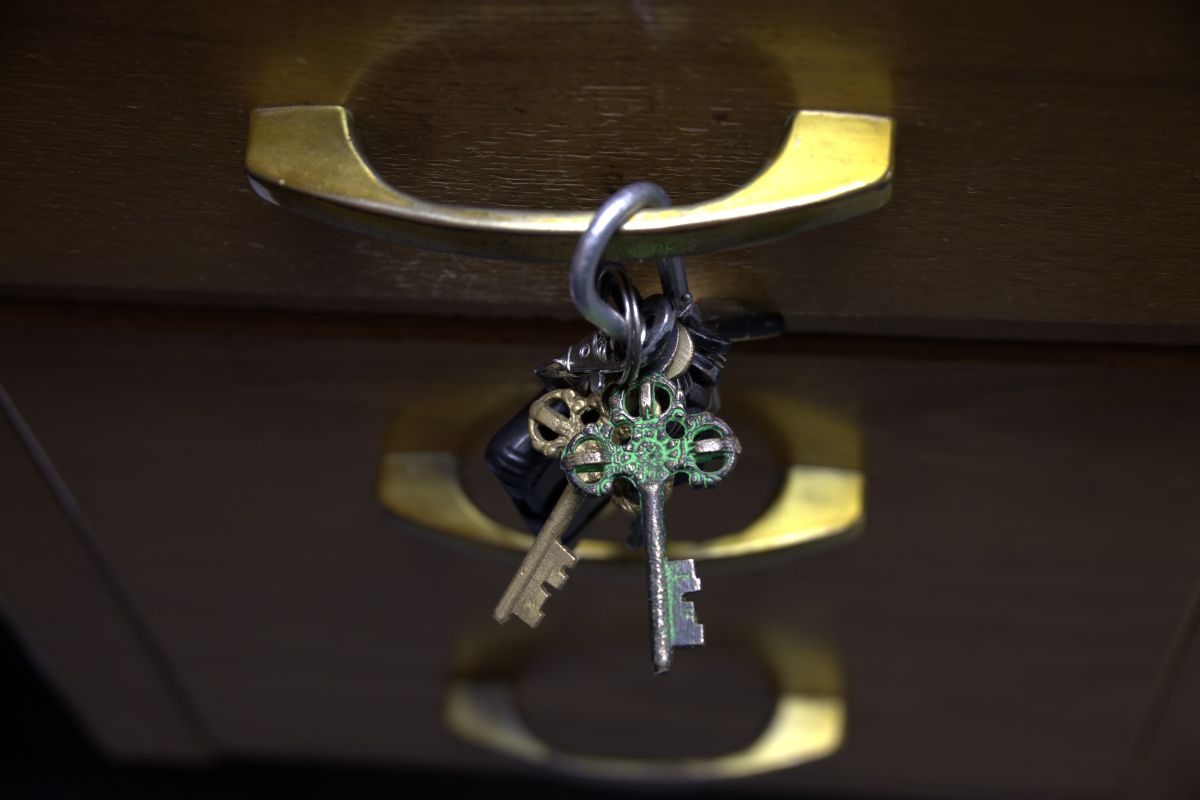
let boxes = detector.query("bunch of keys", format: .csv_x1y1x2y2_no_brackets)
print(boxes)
487,182,759,674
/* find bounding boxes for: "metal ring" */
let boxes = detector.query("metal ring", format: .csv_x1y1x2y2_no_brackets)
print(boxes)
640,295,676,366
598,263,644,387
569,182,690,344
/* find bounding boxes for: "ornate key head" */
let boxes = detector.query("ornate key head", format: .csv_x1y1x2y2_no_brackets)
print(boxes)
561,373,741,496
528,388,605,457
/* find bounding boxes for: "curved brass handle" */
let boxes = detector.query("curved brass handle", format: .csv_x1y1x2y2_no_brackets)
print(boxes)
446,631,843,782
246,105,893,261
377,390,862,562
381,456,860,562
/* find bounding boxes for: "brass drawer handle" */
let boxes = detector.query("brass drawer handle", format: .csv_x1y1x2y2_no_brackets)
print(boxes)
446,630,843,782
246,105,893,260
377,389,862,562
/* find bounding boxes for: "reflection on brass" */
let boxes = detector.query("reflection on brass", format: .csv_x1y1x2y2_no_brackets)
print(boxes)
377,388,862,562
246,105,893,261
445,628,843,782
528,388,604,458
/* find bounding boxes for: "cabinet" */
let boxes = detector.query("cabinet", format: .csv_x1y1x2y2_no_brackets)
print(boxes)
2,2,1199,797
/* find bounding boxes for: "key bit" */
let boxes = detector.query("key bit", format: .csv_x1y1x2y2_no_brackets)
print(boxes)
493,485,585,628
665,558,705,649
495,539,577,627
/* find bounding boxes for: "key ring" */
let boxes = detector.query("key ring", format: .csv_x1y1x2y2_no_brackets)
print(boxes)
569,182,693,345
596,262,645,388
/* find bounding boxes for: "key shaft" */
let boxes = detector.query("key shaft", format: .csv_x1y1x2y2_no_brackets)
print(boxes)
562,372,739,674
641,481,705,674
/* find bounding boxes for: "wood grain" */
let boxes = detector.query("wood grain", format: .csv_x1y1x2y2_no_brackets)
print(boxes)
1,0,1199,342
2,308,1199,796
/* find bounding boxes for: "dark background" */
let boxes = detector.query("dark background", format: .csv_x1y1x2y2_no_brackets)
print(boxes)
0,619,882,799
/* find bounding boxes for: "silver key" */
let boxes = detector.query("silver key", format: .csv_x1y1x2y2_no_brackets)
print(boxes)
563,373,741,673
640,482,705,671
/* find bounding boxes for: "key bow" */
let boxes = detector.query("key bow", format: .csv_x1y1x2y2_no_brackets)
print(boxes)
528,388,605,458
561,373,741,496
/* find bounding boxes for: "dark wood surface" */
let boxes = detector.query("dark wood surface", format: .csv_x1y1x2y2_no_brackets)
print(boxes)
0,375,210,760
2,306,1199,796
1129,584,1200,799
2,0,1199,342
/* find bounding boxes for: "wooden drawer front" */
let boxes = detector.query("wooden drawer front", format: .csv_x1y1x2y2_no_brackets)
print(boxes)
2,1,1199,342
2,312,1199,797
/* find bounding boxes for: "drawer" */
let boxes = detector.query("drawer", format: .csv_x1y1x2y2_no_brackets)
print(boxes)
3,0,1200,796
2,308,1199,797
1,0,1199,342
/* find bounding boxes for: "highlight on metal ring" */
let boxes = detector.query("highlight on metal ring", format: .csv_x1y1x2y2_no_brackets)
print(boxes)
639,295,676,366
597,262,646,387
569,182,690,344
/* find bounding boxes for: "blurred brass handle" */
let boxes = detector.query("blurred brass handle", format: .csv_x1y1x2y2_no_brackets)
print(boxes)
381,456,860,561
446,631,843,782
447,682,842,783
246,105,893,260
377,390,863,562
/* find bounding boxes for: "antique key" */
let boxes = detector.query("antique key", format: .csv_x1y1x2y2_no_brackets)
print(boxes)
562,373,741,673
493,389,606,627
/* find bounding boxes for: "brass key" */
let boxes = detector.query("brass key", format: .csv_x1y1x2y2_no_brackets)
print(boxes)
493,389,605,627
492,484,585,627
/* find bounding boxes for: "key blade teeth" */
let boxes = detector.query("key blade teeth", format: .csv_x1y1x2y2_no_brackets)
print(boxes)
513,585,550,629
666,559,705,649
669,558,702,596
673,603,705,648
514,598,546,628
542,543,578,589
496,543,578,629
673,559,702,595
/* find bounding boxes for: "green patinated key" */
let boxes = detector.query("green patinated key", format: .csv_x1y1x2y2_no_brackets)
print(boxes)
562,373,741,674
